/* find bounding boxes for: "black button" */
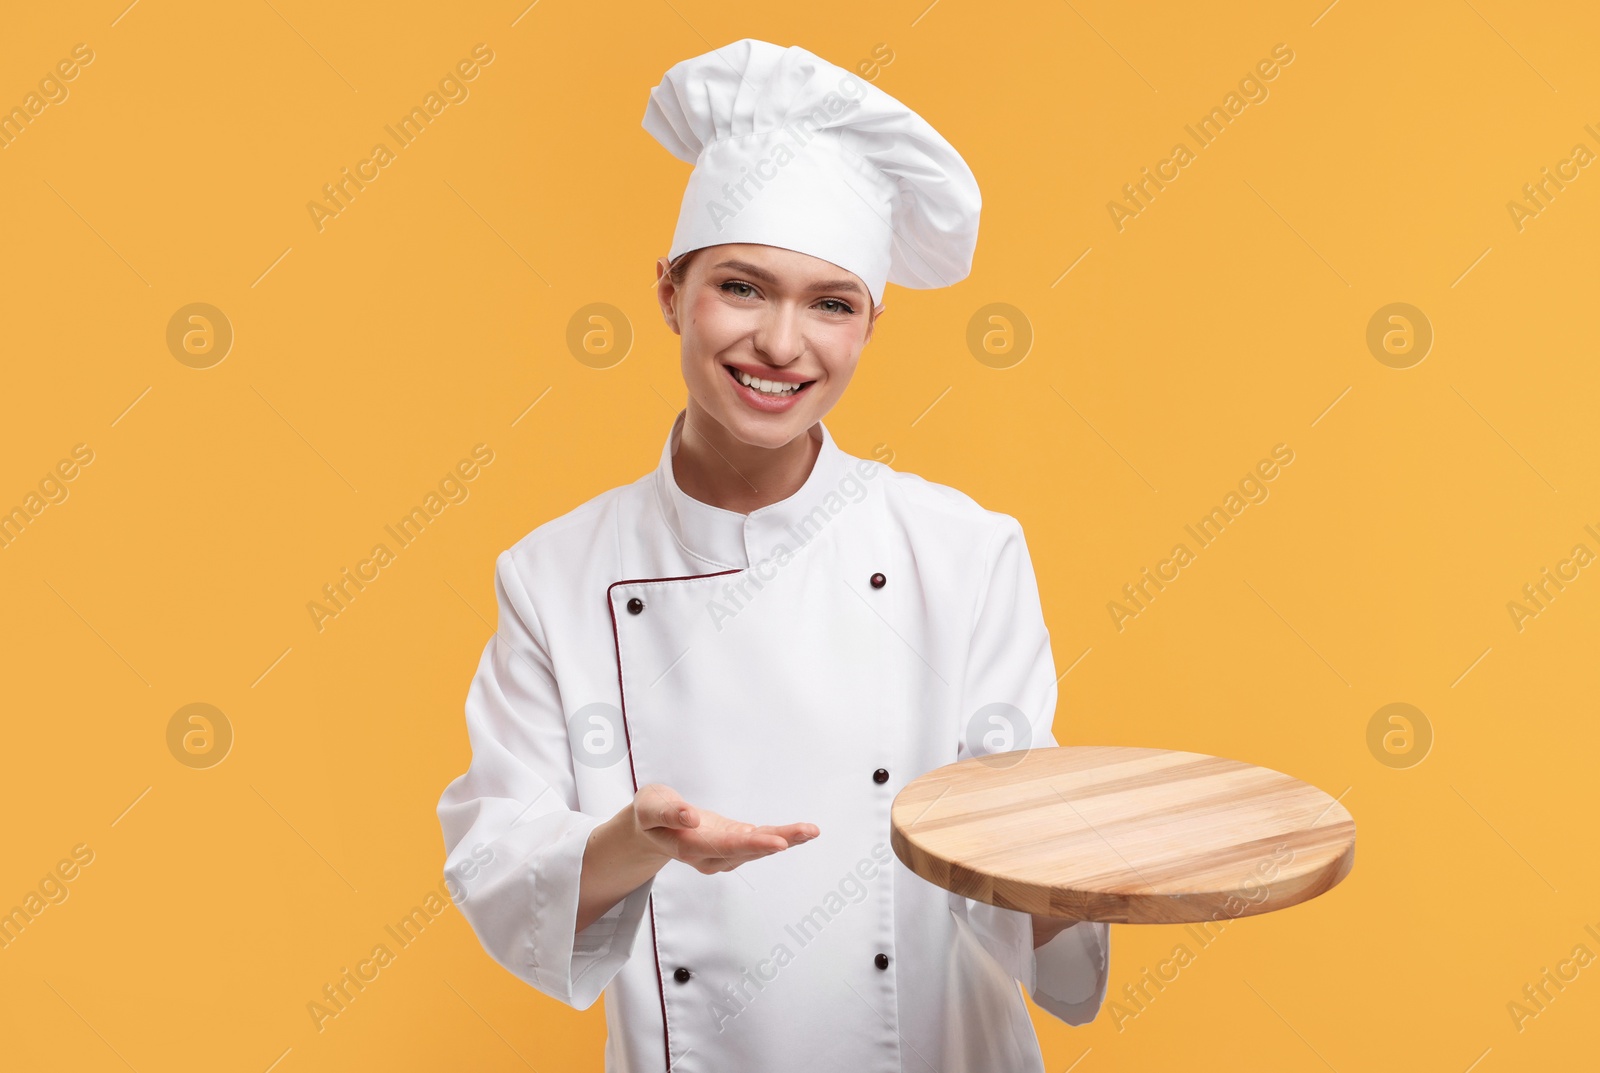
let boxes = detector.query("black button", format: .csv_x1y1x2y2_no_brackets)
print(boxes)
870,572,886,589
873,768,889,784
875,953,890,970
626,597,644,615
674,967,692,983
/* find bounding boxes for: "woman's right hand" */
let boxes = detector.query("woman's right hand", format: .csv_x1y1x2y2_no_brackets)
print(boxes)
630,782,818,875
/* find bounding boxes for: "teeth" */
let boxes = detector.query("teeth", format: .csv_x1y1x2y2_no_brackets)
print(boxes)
735,369,801,396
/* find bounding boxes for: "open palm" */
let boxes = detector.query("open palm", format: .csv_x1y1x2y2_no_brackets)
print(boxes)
633,782,818,875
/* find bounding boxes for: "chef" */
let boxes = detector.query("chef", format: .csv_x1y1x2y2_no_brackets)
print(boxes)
437,38,1111,1072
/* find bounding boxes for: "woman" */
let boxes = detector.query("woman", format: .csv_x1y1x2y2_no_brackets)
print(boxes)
438,38,1110,1072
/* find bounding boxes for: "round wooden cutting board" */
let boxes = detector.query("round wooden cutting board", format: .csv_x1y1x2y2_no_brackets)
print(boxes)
890,745,1356,925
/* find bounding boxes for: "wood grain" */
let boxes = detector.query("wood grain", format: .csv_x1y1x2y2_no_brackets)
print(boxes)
890,745,1355,925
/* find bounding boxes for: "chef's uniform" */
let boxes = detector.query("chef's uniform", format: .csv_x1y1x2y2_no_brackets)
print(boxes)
437,410,1111,1071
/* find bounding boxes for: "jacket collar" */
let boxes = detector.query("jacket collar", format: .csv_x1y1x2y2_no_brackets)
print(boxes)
653,409,859,570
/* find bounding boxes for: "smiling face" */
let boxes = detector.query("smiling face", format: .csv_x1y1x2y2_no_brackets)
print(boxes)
655,243,883,450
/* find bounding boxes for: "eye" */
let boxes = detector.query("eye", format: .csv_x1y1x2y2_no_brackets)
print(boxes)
818,298,856,316
720,280,758,299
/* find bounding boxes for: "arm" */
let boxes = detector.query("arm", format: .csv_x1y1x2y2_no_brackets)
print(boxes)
578,789,818,933
437,550,656,1010
577,806,673,934
951,515,1112,1026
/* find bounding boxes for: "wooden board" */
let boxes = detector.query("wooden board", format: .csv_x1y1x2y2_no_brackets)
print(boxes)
890,745,1355,925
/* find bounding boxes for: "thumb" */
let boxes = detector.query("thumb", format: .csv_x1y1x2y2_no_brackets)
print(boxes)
640,785,697,830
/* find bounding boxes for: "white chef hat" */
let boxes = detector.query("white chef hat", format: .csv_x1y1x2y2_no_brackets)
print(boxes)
642,38,981,306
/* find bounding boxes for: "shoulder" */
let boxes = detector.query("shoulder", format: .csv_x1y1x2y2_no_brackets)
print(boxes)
859,459,1038,626
859,454,1024,562
496,474,649,588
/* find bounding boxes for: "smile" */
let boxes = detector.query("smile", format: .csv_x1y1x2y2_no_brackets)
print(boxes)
724,364,814,399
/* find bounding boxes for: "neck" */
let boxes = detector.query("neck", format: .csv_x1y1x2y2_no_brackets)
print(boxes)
672,398,820,515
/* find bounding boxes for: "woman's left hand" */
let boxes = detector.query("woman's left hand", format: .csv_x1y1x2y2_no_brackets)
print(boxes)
1030,913,1083,948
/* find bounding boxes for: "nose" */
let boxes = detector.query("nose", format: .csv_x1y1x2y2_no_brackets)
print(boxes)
752,300,804,366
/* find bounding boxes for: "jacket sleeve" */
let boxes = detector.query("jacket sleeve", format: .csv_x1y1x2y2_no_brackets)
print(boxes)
949,515,1112,1026
437,549,654,1010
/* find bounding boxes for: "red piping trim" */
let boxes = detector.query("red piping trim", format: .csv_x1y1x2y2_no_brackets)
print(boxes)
605,568,742,1073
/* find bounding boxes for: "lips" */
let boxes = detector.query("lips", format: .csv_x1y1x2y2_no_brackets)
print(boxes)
726,369,812,398
723,364,814,412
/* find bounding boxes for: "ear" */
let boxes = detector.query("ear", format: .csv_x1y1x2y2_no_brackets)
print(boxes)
863,302,886,346
655,257,682,335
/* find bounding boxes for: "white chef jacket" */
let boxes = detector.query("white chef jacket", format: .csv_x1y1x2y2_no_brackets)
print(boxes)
438,409,1111,1072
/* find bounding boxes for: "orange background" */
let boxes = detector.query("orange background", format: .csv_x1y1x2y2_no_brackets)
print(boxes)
2,2,1597,1070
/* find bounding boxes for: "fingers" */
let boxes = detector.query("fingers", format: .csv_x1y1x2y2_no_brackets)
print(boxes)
642,795,820,872
694,838,783,873
689,822,776,859
701,822,818,863
766,822,820,846
637,784,698,831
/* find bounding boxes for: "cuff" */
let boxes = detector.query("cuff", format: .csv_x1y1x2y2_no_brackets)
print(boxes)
1030,920,1111,1025
948,894,1033,986
455,809,655,1010
530,812,656,1009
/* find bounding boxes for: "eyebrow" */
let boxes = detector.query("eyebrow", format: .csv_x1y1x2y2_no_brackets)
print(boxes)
710,259,866,298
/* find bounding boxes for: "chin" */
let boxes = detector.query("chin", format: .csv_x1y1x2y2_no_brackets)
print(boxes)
715,406,810,449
